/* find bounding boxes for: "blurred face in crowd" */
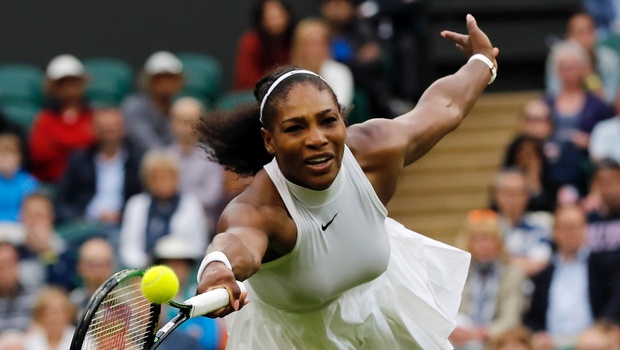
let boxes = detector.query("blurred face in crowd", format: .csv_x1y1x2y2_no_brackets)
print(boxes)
78,238,115,291
147,166,179,200
567,14,597,51
469,230,501,263
0,243,19,294
321,0,355,27
514,139,542,170
170,98,201,144
596,168,620,213
33,288,75,336
162,259,193,288
262,0,289,36
494,172,529,222
554,205,587,257
148,73,183,101
50,76,87,103
520,99,552,140
93,109,125,146
556,50,587,90
0,135,22,178
292,20,331,73
21,196,54,232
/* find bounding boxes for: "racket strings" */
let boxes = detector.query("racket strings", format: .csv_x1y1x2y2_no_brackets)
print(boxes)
81,276,158,349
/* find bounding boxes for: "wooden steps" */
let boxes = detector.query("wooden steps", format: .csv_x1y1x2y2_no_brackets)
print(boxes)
386,91,541,245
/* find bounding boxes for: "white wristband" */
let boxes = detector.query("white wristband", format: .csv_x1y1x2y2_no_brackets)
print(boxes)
468,53,497,85
196,251,233,283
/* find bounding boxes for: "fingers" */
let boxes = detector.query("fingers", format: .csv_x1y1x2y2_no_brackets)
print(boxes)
441,30,467,45
204,282,249,318
465,14,478,34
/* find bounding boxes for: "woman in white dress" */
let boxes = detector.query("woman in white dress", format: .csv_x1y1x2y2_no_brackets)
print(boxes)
196,15,498,349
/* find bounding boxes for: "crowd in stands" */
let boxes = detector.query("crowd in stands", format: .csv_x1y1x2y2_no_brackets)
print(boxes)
0,0,620,349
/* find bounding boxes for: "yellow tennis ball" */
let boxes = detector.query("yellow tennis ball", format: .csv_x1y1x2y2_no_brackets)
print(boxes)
141,265,179,304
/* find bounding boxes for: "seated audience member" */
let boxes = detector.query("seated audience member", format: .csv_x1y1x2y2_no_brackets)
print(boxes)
503,136,554,212
69,237,116,317
451,210,526,350
166,97,225,236
0,111,29,171
546,12,620,104
586,158,620,254
544,40,614,196
154,236,226,350
525,205,613,350
291,18,353,107
233,0,296,90
119,151,207,268
122,51,183,150
0,135,38,222
590,91,620,164
485,327,534,350
492,169,553,276
17,193,75,290
29,54,94,183
0,330,26,350
54,108,143,228
512,98,554,142
0,241,38,332
25,287,76,350
320,0,408,118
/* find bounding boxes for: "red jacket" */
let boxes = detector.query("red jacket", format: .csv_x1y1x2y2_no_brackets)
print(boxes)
29,108,94,182
233,31,291,91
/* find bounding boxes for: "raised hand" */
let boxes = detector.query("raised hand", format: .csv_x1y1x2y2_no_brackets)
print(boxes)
440,14,499,67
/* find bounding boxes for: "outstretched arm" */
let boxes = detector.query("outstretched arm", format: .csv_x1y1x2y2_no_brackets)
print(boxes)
348,14,498,203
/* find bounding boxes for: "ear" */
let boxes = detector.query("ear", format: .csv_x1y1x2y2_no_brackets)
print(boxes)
261,127,276,155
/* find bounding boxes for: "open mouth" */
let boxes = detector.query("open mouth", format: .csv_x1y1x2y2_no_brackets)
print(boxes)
305,156,333,166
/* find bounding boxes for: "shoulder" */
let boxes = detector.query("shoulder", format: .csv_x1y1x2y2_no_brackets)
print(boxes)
346,118,408,169
126,193,150,207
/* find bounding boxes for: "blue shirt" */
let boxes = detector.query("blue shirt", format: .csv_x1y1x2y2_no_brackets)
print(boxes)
546,248,593,336
85,151,126,221
0,170,38,221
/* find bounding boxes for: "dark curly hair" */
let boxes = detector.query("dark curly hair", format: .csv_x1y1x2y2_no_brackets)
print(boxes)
198,66,339,176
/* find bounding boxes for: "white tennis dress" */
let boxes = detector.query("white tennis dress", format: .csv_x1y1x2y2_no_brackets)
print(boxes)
225,146,471,349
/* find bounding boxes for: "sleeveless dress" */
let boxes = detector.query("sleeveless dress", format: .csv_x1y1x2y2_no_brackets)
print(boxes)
225,146,471,349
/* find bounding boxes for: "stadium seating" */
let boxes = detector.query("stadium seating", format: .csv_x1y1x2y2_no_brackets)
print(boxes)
216,90,255,110
176,52,223,108
0,63,44,107
2,103,40,132
82,57,134,107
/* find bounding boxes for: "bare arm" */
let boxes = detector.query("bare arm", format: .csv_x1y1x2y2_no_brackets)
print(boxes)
348,15,499,202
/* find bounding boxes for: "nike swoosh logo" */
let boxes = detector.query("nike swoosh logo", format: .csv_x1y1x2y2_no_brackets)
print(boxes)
321,212,338,231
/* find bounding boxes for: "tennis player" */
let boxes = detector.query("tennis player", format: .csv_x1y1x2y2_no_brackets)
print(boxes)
196,14,498,349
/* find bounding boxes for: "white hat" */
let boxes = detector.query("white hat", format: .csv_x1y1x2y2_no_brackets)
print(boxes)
144,51,183,76
154,235,197,260
0,222,25,245
46,54,86,80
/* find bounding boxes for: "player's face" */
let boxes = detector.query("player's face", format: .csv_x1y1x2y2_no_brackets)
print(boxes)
263,83,346,190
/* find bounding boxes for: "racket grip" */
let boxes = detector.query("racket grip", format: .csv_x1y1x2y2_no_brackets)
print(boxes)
185,281,246,318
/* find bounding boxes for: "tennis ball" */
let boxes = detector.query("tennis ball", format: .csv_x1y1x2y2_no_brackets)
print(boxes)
141,265,179,304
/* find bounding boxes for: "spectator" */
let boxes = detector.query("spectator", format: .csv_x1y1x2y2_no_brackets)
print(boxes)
167,97,225,237
29,54,94,183
320,0,407,118
0,111,29,171
524,205,612,350
492,168,553,277
0,241,38,332
586,158,620,253
54,108,143,228
119,151,207,268
69,237,116,317
233,0,296,90
590,90,620,164
122,51,183,150
0,134,38,222
291,18,354,107
502,135,554,212
17,193,75,290
512,98,554,141
546,12,620,104
24,286,76,350
154,235,226,350
451,209,526,350
0,331,26,350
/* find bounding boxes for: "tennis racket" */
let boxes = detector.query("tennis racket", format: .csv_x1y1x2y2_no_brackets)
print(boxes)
70,268,245,350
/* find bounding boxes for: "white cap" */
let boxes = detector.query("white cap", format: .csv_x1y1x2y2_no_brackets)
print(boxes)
46,54,86,80
154,235,197,260
0,222,25,245
144,51,183,76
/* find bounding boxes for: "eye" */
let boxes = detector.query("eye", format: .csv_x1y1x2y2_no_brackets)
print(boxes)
322,116,338,126
284,124,303,133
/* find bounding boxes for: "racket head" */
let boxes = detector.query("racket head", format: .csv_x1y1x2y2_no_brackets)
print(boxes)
71,269,161,350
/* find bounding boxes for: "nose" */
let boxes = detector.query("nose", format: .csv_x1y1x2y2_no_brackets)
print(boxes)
305,125,328,149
